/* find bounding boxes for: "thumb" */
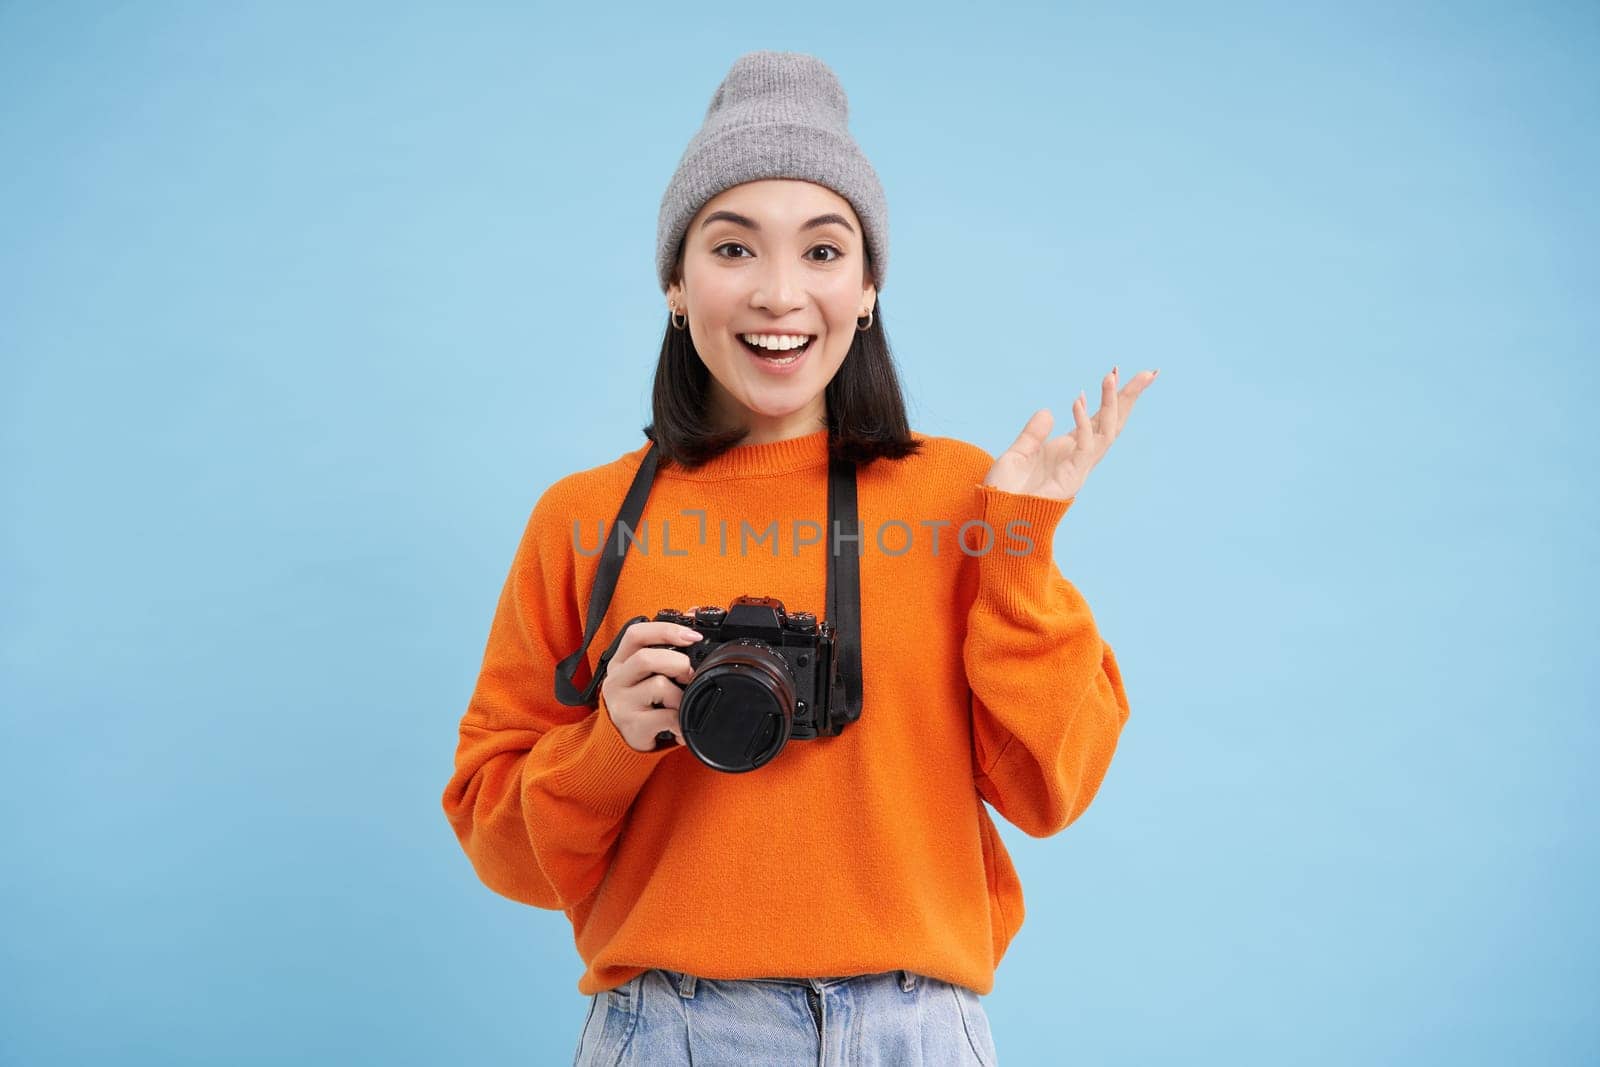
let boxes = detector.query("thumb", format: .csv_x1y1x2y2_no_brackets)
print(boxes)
1003,409,1053,458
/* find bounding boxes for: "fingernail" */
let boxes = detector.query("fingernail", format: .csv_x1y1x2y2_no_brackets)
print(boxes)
1113,364,1119,377
682,628,703,640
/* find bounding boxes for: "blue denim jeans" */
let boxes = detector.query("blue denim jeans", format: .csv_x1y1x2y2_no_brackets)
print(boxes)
571,967,999,1066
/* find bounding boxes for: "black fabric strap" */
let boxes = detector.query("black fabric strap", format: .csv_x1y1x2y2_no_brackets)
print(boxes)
553,438,863,718
553,441,660,707
826,453,864,717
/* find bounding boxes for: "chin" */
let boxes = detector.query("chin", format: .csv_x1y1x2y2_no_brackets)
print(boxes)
742,399,813,418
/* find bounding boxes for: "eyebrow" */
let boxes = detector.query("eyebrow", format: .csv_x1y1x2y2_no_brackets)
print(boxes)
698,210,856,235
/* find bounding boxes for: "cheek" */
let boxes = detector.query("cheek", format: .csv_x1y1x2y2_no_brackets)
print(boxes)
819,332,854,371
821,288,865,328
827,305,862,338
686,276,742,318
686,307,735,359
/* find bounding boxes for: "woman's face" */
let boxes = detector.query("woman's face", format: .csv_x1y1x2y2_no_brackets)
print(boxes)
667,179,877,444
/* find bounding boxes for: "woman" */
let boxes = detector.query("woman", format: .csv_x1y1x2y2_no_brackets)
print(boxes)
442,50,1156,1066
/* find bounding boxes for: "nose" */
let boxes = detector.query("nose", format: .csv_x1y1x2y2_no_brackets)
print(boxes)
751,254,804,316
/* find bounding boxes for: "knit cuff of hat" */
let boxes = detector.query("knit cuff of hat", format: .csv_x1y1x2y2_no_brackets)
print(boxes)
656,119,888,293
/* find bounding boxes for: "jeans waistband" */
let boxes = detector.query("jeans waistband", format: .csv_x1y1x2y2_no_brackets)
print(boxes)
660,969,919,997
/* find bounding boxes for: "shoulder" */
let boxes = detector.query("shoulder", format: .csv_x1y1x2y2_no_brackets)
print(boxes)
522,436,654,533
860,431,996,526
896,430,995,485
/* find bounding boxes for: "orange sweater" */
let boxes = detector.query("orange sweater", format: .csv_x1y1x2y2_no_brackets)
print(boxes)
441,427,1131,996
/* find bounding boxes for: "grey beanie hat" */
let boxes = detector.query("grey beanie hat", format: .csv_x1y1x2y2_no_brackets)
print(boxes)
656,50,888,294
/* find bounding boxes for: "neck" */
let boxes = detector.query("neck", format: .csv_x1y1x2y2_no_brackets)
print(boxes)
713,397,828,446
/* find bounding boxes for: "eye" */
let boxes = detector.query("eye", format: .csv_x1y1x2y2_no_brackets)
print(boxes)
809,245,844,263
712,242,752,258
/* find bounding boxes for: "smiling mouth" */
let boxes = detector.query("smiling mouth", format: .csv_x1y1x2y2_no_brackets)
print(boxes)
738,336,813,363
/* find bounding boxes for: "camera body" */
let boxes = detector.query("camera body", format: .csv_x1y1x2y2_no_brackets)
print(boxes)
642,595,859,773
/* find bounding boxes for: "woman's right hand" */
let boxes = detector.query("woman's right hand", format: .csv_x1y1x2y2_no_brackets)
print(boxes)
600,621,705,752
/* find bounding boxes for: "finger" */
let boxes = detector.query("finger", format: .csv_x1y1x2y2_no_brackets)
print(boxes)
647,674,684,710
1098,366,1120,438
613,620,703,682
614,644,697,689
645,695,684,746
633,646,697,687
651,710,685,748
1070,389,1094,451
617,619,704,660
1117,368,1158,401
1115,369,1158,432
1002,408,1054,459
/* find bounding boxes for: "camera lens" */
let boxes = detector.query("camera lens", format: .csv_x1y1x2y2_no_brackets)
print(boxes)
679,639,796,773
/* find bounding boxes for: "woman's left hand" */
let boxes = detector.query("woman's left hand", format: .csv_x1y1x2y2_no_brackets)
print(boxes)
981,366,1158,501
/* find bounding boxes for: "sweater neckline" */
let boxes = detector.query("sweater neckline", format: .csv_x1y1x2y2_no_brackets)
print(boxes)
654,427,833,481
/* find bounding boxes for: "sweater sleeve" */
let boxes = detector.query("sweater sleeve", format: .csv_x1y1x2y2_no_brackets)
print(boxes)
441,486,679,910
960,482,1132,839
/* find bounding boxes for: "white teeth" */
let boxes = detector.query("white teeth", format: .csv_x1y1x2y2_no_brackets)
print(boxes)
740,333,812,351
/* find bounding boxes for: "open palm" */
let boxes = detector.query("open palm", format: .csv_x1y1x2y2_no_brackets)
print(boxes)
982,366,1159,501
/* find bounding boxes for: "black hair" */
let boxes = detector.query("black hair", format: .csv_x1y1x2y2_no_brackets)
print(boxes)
642,258,924,471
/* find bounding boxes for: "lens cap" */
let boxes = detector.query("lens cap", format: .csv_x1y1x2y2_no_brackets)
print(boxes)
682,672,791,772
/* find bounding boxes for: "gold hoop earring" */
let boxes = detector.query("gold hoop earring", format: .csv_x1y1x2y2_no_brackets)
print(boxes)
856,309,873,331
670,306,687,330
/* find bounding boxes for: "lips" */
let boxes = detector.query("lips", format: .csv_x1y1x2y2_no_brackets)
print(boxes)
739,336,813,358
736,334,813,376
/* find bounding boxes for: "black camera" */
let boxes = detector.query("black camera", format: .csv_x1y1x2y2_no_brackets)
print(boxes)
553,442,864,772
631,595,861,773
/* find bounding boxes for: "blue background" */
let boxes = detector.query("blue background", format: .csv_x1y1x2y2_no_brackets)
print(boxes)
3,2,1595,1064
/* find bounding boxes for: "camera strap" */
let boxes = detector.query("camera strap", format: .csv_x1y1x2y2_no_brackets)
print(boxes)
825,447,864,718
553,437,862,720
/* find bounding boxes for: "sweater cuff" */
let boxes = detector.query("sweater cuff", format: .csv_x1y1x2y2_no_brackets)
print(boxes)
972,483,1075,615
551,692,678,817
